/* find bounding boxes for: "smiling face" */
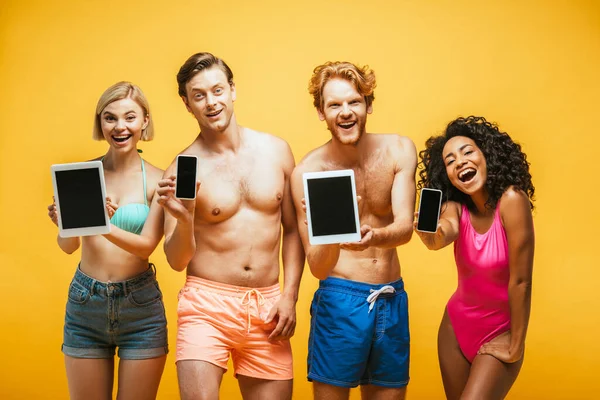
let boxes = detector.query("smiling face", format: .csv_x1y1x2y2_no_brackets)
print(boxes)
182,66,236,133
442,136,487,196
100,97,148,152
318,78,372,145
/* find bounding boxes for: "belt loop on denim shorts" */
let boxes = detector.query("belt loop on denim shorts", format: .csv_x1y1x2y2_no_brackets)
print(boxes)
150,263,156,276
89,280,96,296
122,280,129,297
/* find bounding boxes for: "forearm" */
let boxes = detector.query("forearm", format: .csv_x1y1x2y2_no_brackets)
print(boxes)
424,219,457,250
164,218,196,272
307,244,340,281
508,280,532,353
371,221,413,249
57,235,80,254
103,226,157,260
281,231,305,301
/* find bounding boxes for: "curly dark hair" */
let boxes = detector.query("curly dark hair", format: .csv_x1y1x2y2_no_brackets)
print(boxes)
418,116,535,210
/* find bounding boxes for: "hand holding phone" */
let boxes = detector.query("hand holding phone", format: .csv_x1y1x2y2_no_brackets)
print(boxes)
416,188,442,233
175,155,198,200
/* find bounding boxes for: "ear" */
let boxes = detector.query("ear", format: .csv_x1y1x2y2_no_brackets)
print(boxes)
366,103,373,115
317,108,325,121
230,82,236,102
142,114,149,130
181,96,192,113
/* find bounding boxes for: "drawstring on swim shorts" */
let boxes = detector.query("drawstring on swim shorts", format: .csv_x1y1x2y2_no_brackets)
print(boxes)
241,289,266,333
366,285,396,313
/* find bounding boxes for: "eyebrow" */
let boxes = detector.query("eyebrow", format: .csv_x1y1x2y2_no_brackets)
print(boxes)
444,144,472,160
102,110,137,116
190,83,223,92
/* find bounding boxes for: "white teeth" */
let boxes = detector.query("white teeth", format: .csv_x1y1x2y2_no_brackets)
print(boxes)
459,168,475,179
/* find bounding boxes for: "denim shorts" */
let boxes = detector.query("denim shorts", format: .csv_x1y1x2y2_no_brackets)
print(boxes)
62,264,168,360
307,277,410,388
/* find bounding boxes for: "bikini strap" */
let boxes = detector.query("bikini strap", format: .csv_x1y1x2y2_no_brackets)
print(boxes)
141,158,148,206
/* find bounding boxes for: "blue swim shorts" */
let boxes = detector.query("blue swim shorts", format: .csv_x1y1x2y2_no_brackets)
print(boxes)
307,276,410,388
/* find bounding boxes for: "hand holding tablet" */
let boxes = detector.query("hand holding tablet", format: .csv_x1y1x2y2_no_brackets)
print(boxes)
302,170,361,245
51,161,111,238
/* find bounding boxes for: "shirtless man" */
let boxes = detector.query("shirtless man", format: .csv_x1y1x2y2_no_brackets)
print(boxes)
291,62,417,400
156,52,304,400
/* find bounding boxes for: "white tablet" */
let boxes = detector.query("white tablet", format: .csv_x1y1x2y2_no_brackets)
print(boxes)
303,170,361,245
51,161,111,238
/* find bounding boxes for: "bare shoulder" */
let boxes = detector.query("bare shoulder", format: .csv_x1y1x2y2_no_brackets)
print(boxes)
142,159,165,185
499,187,533,229
291,146,327,185
245,128,295,170
246,127,289,152
500,186,531,209
296,144,328,171
384,133,416,156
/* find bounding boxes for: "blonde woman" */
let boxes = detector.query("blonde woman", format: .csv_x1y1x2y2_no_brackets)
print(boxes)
48,82,168,399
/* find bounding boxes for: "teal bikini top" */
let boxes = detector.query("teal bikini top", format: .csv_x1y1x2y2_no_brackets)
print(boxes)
105,157,151,235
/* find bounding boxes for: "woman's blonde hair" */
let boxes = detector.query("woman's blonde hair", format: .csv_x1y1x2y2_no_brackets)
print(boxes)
93,81,154,141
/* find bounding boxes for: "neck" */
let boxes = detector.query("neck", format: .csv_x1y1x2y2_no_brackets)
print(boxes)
470,190,491,215
197,114,242,153
103,148,141,171
327,133,366,167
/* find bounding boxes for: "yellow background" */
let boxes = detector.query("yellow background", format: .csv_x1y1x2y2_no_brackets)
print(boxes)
1,0,599,398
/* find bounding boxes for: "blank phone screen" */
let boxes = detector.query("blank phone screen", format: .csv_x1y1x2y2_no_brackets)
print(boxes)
55,168,106,229
307,176,357,236
418,189,442,233
176,156,197,199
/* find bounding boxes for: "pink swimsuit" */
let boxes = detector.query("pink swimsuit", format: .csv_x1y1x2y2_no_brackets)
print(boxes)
447,202,511,362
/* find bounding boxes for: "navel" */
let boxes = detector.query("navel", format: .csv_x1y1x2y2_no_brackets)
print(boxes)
244,266,251,271
372,259,378,264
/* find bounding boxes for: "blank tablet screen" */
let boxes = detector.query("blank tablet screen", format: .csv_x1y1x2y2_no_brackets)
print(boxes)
55,168,107,229
307,176,357,236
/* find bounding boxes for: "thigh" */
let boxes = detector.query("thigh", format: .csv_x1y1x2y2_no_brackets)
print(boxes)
308,288,372,387
116,355,167,400
438,309,471,400
177,360,226,400
461,343,523,400
366,291,410,387
118,281,169,356
313,382,350,400
360,385,406,400
65,355,114,400
238,375,292,400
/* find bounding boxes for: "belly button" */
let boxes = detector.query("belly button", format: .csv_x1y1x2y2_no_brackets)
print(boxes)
244,266,250,271
212,208,220,216
372,259,378,264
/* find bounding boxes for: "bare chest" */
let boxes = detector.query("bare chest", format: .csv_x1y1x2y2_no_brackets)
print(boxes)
195,155,284,222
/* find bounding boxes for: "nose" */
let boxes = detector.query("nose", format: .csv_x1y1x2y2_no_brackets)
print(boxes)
341,103,352,117
206,93,217,108
456,156,467,168
115,118,126,131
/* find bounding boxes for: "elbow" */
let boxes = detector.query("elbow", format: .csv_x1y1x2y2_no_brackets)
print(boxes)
309,266,329,281
510,278,532,293
307,257,332,281
166,256,188,272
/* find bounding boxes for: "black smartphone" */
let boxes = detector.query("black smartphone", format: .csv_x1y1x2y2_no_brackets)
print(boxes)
175,155,198,199
417,188,443,233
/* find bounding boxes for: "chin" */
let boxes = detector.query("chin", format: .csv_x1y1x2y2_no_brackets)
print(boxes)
333,131,362,145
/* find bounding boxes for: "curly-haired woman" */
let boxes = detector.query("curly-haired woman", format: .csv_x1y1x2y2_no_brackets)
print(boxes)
415,116,535,399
